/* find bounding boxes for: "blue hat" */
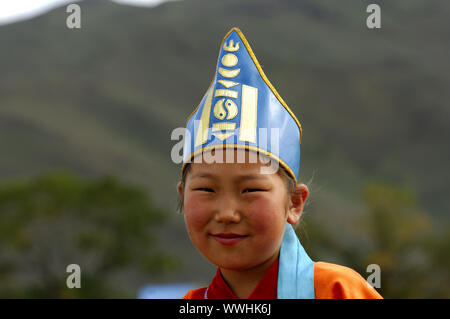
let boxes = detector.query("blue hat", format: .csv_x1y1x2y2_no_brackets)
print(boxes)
182,27,302,183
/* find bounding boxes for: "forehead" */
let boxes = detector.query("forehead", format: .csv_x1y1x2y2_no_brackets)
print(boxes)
188,148,279,180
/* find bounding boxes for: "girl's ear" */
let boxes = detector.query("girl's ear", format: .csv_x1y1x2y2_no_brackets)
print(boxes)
287,184,309,225
177,181,184,198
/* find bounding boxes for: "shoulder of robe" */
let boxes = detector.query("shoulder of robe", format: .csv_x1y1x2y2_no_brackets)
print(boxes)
182,287,207,299
314,262,383,299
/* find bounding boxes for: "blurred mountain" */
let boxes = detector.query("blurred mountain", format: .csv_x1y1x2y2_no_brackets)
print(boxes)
0,0,449,283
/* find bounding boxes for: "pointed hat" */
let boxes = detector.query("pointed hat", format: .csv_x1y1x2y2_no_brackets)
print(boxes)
182,27,302,183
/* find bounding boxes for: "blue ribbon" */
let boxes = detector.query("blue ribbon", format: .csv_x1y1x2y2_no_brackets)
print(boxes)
277,223,315,299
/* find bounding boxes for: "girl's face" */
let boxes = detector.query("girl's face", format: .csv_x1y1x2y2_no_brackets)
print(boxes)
179,149,301,271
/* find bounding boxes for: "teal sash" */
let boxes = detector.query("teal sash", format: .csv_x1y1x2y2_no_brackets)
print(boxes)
277,223,315,299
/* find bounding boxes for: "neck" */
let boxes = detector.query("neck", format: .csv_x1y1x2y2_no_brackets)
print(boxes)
220,251,279,299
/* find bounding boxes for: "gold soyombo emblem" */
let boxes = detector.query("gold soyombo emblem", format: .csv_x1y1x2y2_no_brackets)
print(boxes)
195,39,258,147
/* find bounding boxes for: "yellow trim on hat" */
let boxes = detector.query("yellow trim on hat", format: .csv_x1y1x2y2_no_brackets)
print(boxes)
185,27,303,142
181,144,298,185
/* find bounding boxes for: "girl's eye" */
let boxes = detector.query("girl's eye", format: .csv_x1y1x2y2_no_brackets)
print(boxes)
243,189,265,193
195,188,215,193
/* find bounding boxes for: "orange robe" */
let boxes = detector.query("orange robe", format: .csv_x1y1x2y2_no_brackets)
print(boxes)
183,260,382,299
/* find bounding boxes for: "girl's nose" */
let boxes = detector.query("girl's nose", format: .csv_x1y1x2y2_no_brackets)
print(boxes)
214,198,241,224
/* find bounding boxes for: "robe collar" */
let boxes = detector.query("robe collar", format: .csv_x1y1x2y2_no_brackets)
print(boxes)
205,259,279,299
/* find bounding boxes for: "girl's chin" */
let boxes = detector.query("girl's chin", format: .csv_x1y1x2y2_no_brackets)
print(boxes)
210,257,259,271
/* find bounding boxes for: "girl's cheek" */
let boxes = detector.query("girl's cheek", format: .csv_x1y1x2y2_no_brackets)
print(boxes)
184,193,211,230
247,195,285,233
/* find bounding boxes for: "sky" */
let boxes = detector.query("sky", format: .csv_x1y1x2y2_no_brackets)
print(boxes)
0,0,174,25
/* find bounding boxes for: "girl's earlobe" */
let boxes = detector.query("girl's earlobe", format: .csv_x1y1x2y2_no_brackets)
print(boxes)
176,181,185,214
177,181,184,198
287,184,309,225
287,211,301,225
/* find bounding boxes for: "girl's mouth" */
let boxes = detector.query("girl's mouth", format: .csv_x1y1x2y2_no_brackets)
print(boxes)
211,233,248,246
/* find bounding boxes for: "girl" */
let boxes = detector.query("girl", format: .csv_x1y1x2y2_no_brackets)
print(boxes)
177,28,382,299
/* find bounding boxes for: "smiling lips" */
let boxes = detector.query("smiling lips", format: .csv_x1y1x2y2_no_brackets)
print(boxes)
212,233,248,246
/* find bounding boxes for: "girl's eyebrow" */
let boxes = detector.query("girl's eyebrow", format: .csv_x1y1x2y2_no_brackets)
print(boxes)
191,172,216,179
191,172,267,182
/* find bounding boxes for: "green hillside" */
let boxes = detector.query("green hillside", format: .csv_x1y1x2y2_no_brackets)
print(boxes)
0,0,449,285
